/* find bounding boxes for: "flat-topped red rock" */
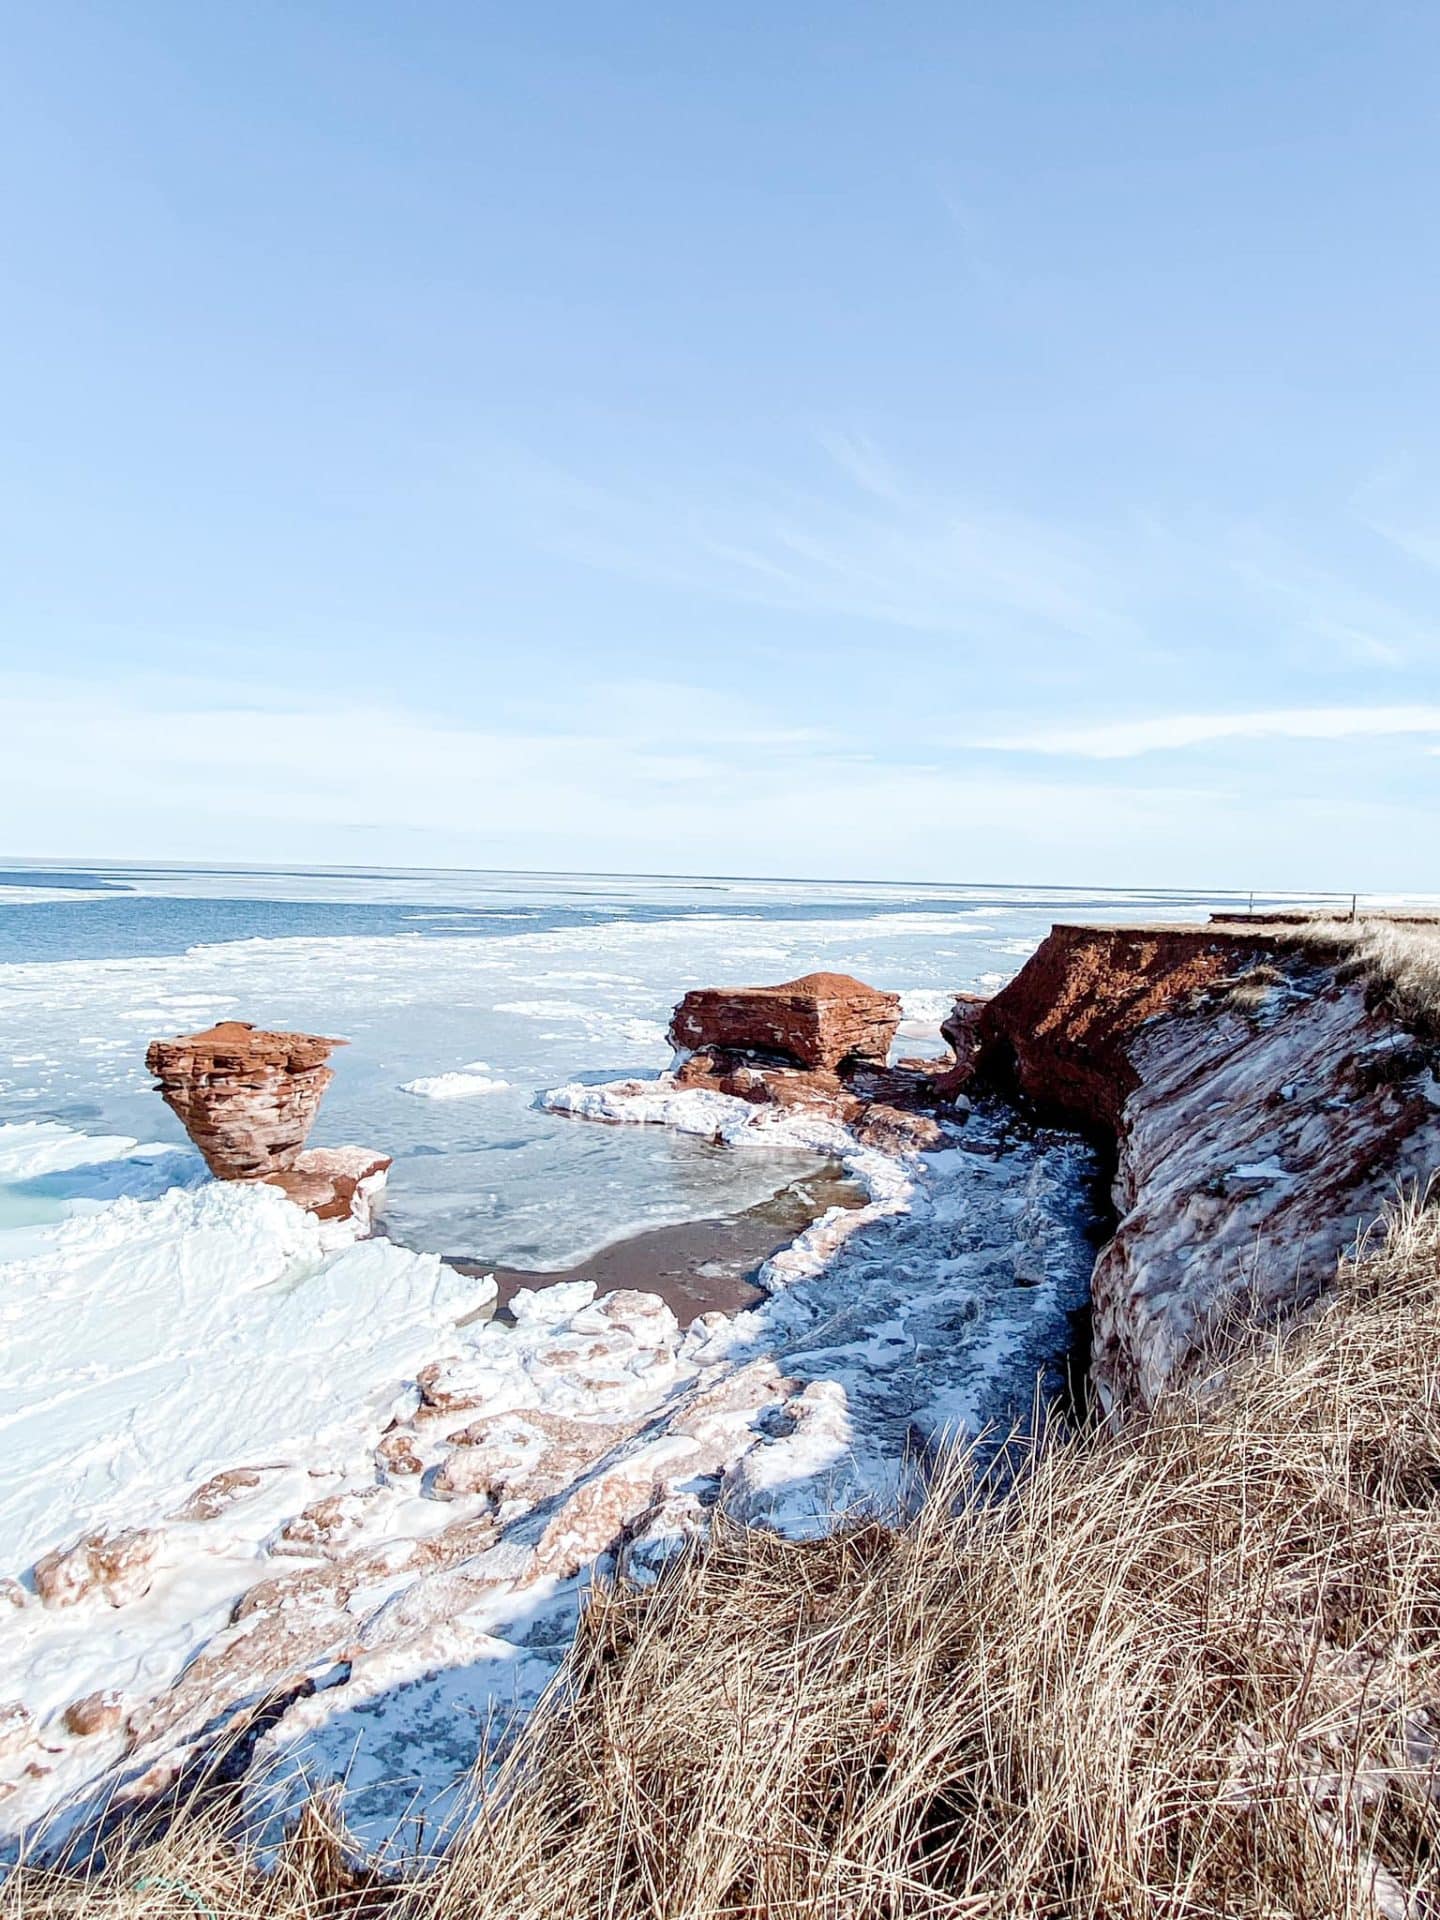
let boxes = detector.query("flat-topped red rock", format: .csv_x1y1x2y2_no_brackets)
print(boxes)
668,971,901,1071
146,1021,392,1227
145,1021,344,1180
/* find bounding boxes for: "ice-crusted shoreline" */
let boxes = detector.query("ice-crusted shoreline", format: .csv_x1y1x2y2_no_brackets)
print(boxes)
0,1063,1096,1865
541,1074,916,1286
0,1126,498,1844
542,1071,1095,1463
233,1077,1094,1858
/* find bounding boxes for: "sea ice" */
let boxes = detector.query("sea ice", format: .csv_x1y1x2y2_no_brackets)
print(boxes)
0,1120,167,1183
400,1070,512,1099
0,1178,490,1574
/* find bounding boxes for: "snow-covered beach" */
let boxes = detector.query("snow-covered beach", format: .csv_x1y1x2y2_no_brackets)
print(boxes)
0,865,1240,1855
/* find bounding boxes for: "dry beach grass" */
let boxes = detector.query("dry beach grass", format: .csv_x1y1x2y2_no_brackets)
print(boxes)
1224,914,1440,1036
12,1188,1440,1920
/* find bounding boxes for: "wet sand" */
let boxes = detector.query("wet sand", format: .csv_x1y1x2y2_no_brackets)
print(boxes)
451,1162,868,1324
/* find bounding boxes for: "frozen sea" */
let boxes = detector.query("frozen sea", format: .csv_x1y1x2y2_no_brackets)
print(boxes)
0,860,1284,1266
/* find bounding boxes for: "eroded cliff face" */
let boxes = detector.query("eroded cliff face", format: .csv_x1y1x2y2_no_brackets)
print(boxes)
980,925,1440,1412
976,926,1262,1133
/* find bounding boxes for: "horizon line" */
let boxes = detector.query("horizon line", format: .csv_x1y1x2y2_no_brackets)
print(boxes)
0,854,1418,904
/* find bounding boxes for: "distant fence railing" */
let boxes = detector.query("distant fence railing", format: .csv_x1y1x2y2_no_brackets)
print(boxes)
1211,892,1440,924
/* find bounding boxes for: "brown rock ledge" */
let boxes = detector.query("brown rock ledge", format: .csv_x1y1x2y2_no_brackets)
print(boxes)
665,971,968,1145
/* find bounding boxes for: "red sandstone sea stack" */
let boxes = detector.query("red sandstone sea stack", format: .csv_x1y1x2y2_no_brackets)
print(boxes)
669,972,901,1071
145,1021,342,1179
664,971,964,1149
145,1021,390,1225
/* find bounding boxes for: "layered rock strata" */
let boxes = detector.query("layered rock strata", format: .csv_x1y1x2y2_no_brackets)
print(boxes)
146,1022,341,1178
146,1021,390,1226
669,972,901,1070
668,971,964,1149
262,1146,393,1224
977,924,1440,1412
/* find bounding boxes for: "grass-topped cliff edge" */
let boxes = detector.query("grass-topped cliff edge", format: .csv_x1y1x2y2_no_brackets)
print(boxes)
1222,914,1440,1039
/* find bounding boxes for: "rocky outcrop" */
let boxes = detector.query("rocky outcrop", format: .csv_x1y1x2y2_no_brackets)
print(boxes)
32,1528,160,1610
666,972,962,1147
979,925,1440,1412
0,1287,820,1836
61,1692,126,1740
146,1022,341,1179
146,1022,390,1226
262,1146,393,1225
670,973,901,1071
976,926,1263,1132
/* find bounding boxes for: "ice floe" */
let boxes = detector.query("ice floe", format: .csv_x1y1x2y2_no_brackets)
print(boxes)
400,1068,512,1099
0,1120,169,1183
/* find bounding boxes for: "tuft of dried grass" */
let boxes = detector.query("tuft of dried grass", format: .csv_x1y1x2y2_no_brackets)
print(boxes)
13,1196,1440,1919
1209,962,1290,1016
1222,916,1440,1038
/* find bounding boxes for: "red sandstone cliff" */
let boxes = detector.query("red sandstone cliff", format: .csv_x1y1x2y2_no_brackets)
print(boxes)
976,925,1269,1132
979,924,1440,1412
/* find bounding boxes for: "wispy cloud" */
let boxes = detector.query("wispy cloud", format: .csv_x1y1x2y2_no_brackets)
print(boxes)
5,672,1436,890
1364,518,1440,576
815,430,903,502
484,443,1143,651
972,706,1440,758
1221,532,1438,669
482,438,1440,688
1355,502,1440,591
0,671,1245,884
1348,458,1440,581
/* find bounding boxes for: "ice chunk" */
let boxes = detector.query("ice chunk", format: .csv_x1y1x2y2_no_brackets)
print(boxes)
400,1071,511,1099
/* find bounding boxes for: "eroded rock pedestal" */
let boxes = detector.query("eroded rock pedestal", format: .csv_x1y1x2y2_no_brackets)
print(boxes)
145,1022,339,1178
146,1021,390,1225
669,971,967,1149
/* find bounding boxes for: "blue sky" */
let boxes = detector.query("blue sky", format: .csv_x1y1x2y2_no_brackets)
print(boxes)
3,0,1439,888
